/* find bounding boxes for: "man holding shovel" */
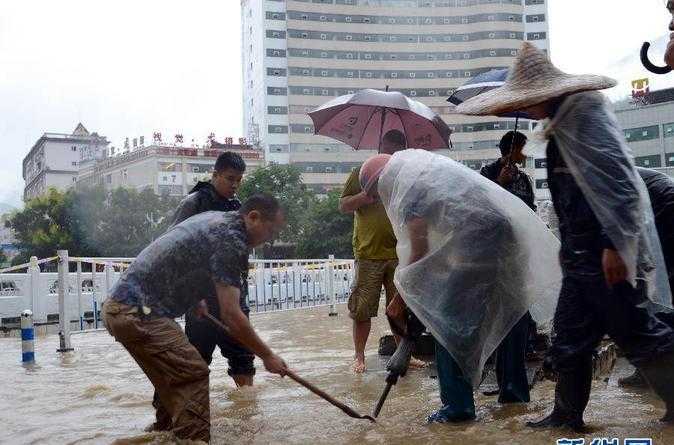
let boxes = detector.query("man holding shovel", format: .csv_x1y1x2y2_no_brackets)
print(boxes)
103,194,287,443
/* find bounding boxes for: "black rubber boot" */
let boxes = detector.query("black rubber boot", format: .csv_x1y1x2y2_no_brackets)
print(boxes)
638,352,674,423
618,369,648,388
527,356,592,432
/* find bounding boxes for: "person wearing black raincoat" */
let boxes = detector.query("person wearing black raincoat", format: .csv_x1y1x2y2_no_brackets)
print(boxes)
619,167,674,387
456,41,674,431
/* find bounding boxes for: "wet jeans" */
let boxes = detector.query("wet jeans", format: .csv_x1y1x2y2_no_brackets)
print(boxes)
103,300,211,442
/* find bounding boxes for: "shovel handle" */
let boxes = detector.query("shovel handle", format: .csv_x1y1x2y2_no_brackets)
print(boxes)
204,313,374,422
286,370,372,421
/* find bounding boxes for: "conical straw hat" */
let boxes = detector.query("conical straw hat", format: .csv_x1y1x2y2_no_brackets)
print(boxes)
455,42,617,116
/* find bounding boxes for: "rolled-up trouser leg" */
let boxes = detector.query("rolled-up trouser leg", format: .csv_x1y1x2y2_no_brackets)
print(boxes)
428,338,475,423
104,301,211,442
496,312,531,403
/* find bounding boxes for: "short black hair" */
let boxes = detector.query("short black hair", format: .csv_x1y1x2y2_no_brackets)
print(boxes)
240,193,281,220
383,129,406,148
498,131,527,157
214,151,246,174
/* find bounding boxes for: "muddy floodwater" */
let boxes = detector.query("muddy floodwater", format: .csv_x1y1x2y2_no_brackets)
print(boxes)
2,304,673,444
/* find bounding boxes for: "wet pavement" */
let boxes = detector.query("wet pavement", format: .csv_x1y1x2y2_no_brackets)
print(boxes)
1,304,673,444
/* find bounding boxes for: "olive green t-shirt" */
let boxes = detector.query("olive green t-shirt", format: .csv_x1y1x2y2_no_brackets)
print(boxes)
341,166,397,260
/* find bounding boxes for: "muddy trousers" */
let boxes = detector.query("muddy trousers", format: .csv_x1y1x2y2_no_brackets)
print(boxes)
544,276,674,426
103,300,211,442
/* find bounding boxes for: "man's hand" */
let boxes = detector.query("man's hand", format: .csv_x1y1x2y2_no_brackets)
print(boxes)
497,165,517,186
339,191,376,213
262,353,288,376
194,299,208,319
602,249,628,287
666,33,674,69
386,293,408,336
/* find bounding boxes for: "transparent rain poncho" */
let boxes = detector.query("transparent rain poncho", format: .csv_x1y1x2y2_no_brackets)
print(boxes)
378,150,562,386
540,91,672,308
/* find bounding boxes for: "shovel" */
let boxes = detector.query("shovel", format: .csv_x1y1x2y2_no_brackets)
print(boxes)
204,313,375,423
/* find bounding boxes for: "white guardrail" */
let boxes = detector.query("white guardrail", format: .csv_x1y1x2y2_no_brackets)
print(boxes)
0,251,355,344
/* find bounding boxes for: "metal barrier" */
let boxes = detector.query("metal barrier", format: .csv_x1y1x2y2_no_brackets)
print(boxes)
1,252,355,340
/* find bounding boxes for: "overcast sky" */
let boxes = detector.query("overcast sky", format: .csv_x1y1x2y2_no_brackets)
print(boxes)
1,0,673,208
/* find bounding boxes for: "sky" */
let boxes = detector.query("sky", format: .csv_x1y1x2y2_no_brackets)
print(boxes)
1,0,674,208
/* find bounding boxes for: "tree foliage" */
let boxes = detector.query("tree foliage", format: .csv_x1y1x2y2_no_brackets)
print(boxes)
296,190,353,259
238,163,315,245
6,186,179,264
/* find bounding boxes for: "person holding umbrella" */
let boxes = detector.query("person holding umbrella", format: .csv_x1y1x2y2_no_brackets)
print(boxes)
456,41,674,431
309,88,451,374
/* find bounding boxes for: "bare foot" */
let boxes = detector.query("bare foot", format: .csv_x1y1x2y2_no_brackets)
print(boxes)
408,357,427,369
352,358,367,373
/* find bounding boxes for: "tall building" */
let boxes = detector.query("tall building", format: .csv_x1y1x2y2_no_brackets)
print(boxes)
22,123,109,201
76,141,264,197
241,0,550,193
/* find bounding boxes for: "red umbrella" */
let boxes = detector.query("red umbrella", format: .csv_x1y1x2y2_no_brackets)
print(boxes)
308,88,451,151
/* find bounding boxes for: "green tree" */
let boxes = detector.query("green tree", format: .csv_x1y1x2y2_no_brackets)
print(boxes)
6,188,77,264
238,163,315,247
7,185,181,262
296,189,354,259
73,186,179,257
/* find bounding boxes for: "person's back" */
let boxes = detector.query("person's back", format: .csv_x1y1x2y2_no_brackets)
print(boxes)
111,211,248,319
638,167,674,267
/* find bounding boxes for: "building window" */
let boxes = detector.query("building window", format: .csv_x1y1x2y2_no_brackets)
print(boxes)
72,161,77,166
72,146,77,151
410,90,417,96
321,70,328,76
321,33,327,40
346,16,352,22
364,53,372,59
365,72,373,78
346,53,354,59
345,35,352,41
427,72,434,78
391,72,398,78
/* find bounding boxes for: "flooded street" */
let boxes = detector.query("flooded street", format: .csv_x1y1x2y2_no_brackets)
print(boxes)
2,304,673,445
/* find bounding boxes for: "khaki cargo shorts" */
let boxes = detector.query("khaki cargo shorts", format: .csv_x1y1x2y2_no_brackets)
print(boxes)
348,259,398,322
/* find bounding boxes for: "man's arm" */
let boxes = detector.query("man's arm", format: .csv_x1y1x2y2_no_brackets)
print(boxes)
215,283,287,375
407,217,429,264
170,195,200,227
338,192,375,214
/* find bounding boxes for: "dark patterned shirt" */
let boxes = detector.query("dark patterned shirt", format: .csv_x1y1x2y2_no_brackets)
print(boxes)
109,211,249,318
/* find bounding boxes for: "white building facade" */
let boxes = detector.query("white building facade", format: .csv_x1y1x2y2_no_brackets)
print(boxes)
22,124,109,201
77,143,265,197
241,0,550,193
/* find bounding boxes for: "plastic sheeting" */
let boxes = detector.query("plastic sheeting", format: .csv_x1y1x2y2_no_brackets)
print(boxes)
378,149,562,386
541,91,672,309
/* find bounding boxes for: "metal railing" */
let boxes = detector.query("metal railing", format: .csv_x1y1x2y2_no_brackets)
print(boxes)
1,251,355,348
